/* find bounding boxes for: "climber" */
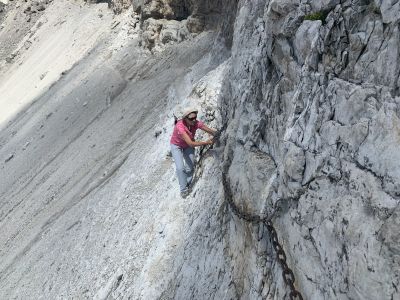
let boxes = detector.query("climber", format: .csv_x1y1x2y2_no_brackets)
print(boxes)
170,107,217,198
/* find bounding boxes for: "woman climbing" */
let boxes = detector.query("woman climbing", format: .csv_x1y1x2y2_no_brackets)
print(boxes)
170,107,217,198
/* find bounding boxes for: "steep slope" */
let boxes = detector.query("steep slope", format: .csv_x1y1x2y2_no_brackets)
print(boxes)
0,0,239,299
0,0,114,127
1,0,399,299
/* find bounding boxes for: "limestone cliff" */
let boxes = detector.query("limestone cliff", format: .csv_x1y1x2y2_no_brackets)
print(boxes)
0,0,399,299
220,0,400,299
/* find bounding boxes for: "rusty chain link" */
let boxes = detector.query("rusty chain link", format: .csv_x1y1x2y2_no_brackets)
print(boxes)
192,125,303,299
265,220,303,300
191,129,222,188
222,170,304,300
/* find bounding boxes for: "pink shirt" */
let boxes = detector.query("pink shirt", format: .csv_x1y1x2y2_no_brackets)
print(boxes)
170,119,205,148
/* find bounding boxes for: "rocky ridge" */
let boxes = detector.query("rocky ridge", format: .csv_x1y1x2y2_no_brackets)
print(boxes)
0,0,399,299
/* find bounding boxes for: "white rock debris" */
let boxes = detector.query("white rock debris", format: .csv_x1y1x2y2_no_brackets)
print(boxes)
0,0,399,299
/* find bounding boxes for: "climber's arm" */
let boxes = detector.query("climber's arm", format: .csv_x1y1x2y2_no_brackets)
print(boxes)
181,132,213,147
200,125,217,135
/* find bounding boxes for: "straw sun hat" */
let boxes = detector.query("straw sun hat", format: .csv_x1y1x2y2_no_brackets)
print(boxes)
181,107,198,119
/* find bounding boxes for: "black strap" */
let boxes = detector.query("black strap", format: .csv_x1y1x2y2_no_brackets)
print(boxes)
173,114,179,125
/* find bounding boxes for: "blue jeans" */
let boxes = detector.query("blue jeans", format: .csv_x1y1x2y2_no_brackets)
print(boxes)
170,144,195,192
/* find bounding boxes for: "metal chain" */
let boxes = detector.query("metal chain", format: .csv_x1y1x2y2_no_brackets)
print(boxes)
193,126,303,299
221,170,304,300
191,129,222,188
190,143,213,188
264,219,304,300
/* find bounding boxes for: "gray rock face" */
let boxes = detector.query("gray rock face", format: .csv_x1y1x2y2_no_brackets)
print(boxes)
376,0,400,23
0,0,399,299
141,17,189,50
134,0,227,50
132,0,191,20
219,0,400,298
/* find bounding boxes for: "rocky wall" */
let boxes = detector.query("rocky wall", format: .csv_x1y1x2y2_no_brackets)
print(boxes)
129,0,238,50
220,0,400,298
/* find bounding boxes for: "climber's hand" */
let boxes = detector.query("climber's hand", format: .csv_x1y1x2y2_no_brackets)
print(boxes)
206,138,214,145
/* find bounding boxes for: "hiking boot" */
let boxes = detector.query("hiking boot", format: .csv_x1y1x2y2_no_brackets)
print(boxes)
180,189,190,198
